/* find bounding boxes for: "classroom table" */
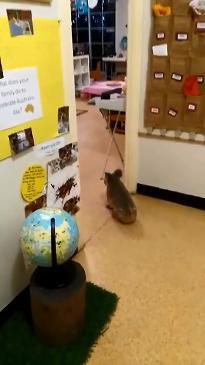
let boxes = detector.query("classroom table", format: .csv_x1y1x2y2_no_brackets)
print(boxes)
102,57,127,78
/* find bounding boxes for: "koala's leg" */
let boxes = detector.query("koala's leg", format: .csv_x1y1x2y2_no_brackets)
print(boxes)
112,208,120,222
106,192,113,209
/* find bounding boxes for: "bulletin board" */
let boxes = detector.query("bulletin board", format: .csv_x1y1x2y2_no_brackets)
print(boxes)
144,0,205,134
0,17,64,160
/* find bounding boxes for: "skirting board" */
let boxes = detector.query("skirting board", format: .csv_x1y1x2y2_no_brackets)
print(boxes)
137,184,205,211
138,132,205,146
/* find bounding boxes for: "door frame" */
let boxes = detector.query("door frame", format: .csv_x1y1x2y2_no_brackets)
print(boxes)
65,0,143,194
125,0,144,193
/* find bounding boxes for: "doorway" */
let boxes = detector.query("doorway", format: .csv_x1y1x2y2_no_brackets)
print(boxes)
70,0,129,248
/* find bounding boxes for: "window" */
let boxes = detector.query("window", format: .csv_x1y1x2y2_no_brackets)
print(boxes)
71,2,89,55
71,0,116,68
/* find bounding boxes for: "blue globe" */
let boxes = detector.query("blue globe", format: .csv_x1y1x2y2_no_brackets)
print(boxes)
20,208,79,267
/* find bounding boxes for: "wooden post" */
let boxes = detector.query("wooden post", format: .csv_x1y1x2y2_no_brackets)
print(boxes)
30,261,86,346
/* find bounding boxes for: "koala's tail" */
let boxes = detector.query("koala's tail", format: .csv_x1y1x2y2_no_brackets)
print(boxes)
114,169,123,179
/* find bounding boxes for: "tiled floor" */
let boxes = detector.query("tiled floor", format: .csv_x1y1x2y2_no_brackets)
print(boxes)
75,100,205,365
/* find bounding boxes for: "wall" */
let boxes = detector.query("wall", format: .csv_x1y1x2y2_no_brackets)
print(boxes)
115,0,128,56
0,0,77,310
128,0,205,198
138,138,205,197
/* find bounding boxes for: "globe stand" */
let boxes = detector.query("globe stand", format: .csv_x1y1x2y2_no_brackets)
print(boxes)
30,218,86,346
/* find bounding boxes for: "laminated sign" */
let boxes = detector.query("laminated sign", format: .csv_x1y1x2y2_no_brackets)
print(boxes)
0,68,42,131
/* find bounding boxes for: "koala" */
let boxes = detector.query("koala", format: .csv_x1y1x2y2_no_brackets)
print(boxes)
104,169,137,224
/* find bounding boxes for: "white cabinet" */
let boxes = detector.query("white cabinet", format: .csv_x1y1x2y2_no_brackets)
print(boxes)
73,55,90,90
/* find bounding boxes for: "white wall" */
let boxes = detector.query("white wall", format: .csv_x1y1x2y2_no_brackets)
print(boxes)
0,0,77,310
138,138,205,197
130,0,205,198
115,0,128,56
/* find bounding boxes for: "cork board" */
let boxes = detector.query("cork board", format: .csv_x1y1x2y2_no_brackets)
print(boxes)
145,0,205,134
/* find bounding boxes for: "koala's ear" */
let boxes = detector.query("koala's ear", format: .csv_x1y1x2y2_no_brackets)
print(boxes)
114,169,123,179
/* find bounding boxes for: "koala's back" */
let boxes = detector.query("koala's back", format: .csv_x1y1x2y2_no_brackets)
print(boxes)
107,173,137,224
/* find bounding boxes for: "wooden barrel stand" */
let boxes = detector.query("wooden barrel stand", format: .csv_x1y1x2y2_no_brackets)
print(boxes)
30,260,86,347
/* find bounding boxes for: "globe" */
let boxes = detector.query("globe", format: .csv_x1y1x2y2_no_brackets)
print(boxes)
20,208,79,268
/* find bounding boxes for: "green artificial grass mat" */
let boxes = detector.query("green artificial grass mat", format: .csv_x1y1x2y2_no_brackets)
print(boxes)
0,282,118,365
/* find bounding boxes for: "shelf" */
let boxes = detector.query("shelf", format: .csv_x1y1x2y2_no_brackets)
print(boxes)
74,55,89,60
73,55,90,92
75,69,89,76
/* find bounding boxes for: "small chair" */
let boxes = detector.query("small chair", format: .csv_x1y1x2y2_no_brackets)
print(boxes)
90,61,104,81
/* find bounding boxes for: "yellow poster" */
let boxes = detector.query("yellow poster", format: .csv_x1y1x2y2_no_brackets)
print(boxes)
21,164,46,202
0,17,65,160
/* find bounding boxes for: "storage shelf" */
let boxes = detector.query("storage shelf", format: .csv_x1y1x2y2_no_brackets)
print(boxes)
73,55,90,91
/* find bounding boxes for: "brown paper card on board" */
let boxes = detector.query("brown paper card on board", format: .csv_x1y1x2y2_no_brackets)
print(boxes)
193,15,205,34
169,57,190,93
172,0,190,16
154,0,172,6
152,16,172,46
192,16,205,56
145,92,166,128
150,56,169,91
171,16,192,56
190,57,205,92
182,95,205,132
165,93,185,129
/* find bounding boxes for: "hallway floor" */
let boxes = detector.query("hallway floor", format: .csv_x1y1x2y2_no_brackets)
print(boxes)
76,99,125,249
76,196,205,365
75,100,205,364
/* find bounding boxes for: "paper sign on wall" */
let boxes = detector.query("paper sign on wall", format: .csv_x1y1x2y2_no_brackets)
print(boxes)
47,143,80,211
0,67,42,131
21,164,46,203
34,136,66,158
152,44,168,56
